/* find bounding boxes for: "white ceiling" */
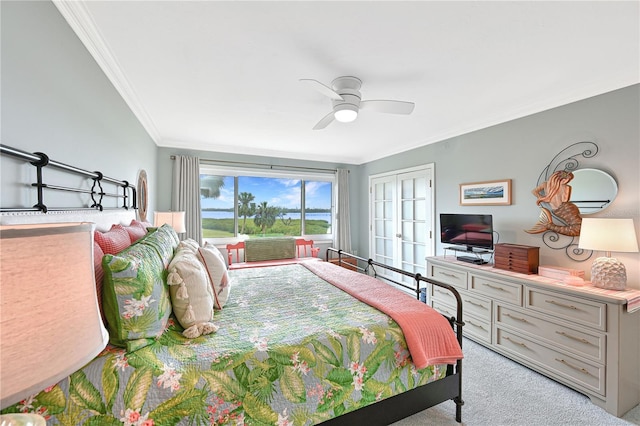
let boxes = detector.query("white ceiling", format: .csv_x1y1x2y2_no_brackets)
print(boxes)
54,1,639,165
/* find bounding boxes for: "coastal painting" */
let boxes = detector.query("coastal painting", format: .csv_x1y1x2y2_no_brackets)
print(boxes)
460,179,512,205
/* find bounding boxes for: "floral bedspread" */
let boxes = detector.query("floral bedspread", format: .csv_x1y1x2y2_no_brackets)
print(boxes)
3,264,448,425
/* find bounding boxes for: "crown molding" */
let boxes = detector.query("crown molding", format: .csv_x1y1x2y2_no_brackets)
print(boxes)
52,0,160,143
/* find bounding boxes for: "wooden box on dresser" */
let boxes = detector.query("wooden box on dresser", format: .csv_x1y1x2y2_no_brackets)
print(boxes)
426,256,640,417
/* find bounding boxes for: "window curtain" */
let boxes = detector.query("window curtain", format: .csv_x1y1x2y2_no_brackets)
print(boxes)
172,155,202,245
334,168,352,253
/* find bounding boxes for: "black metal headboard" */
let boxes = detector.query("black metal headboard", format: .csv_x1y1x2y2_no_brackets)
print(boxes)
0,144,136,213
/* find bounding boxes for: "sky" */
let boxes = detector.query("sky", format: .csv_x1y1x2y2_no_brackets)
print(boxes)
201,176,332,210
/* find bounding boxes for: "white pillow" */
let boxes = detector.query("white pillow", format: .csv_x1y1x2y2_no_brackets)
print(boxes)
197,242,231,309
167,246,218,338
178,238,200,252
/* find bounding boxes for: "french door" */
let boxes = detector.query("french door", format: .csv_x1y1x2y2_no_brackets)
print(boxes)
369,164,434,291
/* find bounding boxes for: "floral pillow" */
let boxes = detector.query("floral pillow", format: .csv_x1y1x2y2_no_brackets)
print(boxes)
197,243,231,309
102,242,172,352
167,246,218,338
140,224,180,267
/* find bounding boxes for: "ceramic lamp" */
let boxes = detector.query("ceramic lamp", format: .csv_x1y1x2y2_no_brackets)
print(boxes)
578,218,639,290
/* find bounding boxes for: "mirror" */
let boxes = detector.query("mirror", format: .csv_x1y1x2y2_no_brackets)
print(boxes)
569,168,617,215
137,170,148,222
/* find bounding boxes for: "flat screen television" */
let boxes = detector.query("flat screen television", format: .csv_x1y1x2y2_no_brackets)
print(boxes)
440,213,493,251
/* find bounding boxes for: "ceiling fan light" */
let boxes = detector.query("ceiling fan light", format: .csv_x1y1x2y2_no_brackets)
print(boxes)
334,104,358,123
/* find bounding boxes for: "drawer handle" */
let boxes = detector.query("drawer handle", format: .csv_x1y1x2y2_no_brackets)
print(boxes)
436,289,450,295
555,358,593,376
504,313,528,323
546,300,578,310
468,319,485,330
483,283,506,291
465,299,487,309
555,331,591,345
439,272,459,279
504,336,528,348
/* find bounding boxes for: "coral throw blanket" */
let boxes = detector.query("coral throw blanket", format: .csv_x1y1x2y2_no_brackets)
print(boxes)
303,261,463,368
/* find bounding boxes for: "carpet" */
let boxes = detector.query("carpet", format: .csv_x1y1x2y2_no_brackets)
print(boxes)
392,338,640,426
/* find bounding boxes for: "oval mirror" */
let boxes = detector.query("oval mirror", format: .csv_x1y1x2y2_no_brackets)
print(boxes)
569,168,617,215
137,170,148,222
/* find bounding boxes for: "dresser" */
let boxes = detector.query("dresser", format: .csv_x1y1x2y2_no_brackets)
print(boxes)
426,256,640,417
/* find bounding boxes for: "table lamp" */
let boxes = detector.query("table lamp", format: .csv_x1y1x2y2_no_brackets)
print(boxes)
0,223,109,424
154,211,186,233
578,218,639,290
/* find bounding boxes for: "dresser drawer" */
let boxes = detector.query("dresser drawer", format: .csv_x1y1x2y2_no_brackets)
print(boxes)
496,305,605,363
428,264,468,290
470,274,522,306
432,287,491,321
496,328,605,396
526,288,606,331
432,300,491,344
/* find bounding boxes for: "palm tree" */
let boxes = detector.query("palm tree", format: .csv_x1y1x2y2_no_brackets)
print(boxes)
238,192,255,234
253,201,280,235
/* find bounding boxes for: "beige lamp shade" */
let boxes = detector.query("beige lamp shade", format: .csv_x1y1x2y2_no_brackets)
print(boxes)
154,211,186,233
578,218,639,290
578,218,639,253
0,223,109,409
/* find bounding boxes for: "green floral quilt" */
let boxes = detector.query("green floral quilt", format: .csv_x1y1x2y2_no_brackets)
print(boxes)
2,264,447,425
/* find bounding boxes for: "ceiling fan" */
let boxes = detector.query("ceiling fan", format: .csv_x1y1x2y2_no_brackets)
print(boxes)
300,76,415,130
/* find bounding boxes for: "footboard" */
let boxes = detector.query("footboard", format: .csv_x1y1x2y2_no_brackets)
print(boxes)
326,248,464,423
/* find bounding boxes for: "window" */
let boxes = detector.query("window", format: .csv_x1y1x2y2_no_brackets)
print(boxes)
200,165,334,241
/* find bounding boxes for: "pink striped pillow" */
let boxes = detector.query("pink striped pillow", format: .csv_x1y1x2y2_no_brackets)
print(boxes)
94,224,131,255
93,241,106,326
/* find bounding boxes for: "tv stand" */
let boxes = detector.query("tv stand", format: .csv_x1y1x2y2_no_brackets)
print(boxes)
444,246,492,265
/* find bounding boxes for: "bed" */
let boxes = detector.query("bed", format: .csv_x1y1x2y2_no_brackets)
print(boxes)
0,210,464,426
0,145,464,424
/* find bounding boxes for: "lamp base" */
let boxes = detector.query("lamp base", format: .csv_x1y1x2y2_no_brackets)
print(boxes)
591,256,627,291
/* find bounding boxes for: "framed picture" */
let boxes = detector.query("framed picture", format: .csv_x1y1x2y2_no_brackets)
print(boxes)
460,179,512,206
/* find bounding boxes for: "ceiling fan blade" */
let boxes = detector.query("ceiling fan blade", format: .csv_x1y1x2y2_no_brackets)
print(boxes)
360,100,415,115
313,111,335,130
300,79,343,101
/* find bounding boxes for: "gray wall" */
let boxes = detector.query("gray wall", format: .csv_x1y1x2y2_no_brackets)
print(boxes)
359,85,640,288
1,0,157,214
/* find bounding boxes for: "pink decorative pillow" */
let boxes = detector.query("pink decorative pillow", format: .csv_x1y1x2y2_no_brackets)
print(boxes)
124,220,147,242
131,219,153,231
94,224,131,255
197,243,231,309
93,241,106,325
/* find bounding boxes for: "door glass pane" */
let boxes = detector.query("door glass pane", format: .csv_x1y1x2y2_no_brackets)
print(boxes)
415,199,426,219
384,200,393,218
402,201,413,220
375,219,385,236
402,244,414,263
384,220,394,238
414,222,426,244
415,244,426,262
415,177,426,198
375,201,384,219
402,179,413,198
402,221,414,242
384,182,393,199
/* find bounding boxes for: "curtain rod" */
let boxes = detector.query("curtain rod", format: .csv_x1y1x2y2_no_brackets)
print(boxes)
170,155,338,173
